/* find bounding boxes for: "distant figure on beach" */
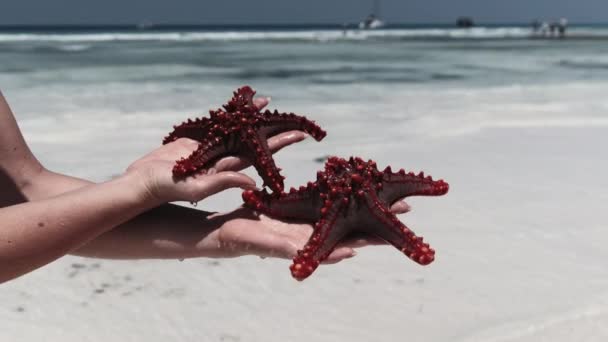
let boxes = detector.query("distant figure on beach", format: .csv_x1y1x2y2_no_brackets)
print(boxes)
531,19,541,33
558,18,568,38
534,18,568,39
540,21,550,36
0,90,385,284
549,20,559,37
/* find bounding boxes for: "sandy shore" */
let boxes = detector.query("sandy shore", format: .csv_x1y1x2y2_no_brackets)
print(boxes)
2,123,607,342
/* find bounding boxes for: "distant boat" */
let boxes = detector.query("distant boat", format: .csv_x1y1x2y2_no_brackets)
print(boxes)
456,17,474,28
136,22,155,30
359,0,385,30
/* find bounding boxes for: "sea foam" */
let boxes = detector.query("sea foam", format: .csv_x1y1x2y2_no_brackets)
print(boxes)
2,27,608,43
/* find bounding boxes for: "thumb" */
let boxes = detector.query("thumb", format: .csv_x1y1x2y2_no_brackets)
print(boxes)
324,246,356,264
253,96,270,110
390,200,411,214
194,171,257,200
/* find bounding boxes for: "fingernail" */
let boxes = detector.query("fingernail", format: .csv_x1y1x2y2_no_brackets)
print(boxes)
348,250,357,258
287,132,307,141
243,184,260,191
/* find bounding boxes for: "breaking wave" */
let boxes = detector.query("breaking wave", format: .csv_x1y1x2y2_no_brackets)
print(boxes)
2,27,608,43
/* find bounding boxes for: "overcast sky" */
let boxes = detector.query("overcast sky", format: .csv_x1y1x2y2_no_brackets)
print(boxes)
0,0,605,25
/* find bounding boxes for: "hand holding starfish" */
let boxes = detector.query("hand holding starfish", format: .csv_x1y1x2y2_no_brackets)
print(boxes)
198,201,411,263
123,96,413,263
127,96,308,205
164,86,326,194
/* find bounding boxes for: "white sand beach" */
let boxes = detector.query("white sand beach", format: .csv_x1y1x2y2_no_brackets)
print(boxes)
2,82,608,341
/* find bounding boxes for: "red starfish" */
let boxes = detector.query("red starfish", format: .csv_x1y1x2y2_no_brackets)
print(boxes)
242,156,449,281
163,86,326,193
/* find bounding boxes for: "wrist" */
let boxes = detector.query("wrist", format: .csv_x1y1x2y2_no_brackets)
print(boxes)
115,171,164,210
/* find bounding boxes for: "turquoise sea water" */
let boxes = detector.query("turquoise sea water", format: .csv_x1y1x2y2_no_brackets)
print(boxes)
3,25,608,88
2,24,608,165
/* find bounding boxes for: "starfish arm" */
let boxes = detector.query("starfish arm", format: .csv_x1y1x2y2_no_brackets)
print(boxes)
223,86,256,113
242,185,322,221
290,198,349,280
378,168,449,204
259,110,327,141
172,137,225,176
361,190,436,266
242,129,285,193
162,117,211,145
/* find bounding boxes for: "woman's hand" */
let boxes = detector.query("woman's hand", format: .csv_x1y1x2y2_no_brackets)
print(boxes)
208,207,361,263
125,96,308,205
204,203,410,264
125,139,258,205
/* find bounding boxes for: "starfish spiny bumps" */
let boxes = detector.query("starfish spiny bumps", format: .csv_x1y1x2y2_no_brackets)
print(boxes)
242,156,449,281
163,86,326,193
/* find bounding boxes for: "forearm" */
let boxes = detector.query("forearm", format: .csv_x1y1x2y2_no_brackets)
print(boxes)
23,168,230,260
71,204,231,259
0,90,44,191
1,90,242,264
0,172,157,283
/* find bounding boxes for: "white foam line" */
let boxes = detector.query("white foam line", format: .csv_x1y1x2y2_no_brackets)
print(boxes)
0,28,539,43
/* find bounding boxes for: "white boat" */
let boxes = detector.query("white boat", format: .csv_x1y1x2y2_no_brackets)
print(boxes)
359,15,385,30
359,0,385,30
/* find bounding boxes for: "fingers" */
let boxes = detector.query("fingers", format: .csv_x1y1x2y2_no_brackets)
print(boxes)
259,229,356,264
324,247,356,264
253,96,270,110
127,137,200,172
253,241,354,265
194,171,258,200
211,157,246,173
222,221,357,265
212,131,308,172
390,200,411,214
267,131,308,153
172,138,200,160
339,234,387,248
175,137,200,150
156,138,200,161
221,230,296,260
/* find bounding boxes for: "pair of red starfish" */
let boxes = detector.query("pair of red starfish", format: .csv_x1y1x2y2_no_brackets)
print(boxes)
164,86,449,280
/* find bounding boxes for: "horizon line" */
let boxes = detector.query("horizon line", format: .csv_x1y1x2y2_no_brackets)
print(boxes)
0,21,606,29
